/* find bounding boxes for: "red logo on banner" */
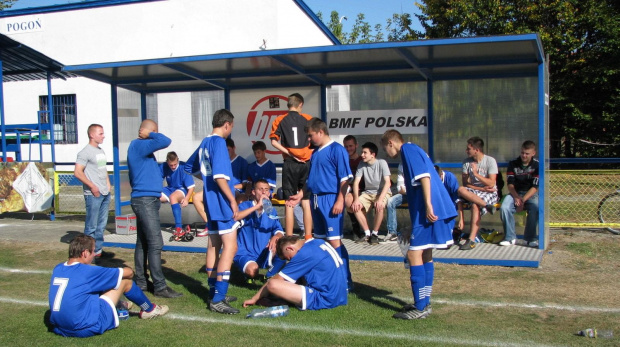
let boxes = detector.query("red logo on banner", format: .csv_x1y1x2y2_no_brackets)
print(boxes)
246,95,288,155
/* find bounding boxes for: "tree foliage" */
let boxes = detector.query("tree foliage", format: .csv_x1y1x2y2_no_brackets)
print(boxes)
411,0,620,158
0,0,16,11
317,11,384,44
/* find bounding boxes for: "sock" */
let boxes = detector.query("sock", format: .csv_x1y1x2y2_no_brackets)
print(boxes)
371,230,379,236
423,262,434,309
207,269,216,299
410,265,426,310
212,271,231,303
337,244,353,288
171,203,182,229
125,281,154,312
364,230,371,237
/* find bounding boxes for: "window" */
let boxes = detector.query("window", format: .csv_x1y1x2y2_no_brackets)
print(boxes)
38,94,78,144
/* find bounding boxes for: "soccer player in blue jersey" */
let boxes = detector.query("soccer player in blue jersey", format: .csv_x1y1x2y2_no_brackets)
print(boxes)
234,179,285,281
244,141,277,194
185,109,240,314
48,235,168,338
227,138,249,200
304,118,353,289
381,130,457,320
243,235,348,310
435,165,464,232
159,151,195,240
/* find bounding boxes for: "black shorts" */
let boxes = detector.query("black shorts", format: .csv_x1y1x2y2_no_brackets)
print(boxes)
282,158,309,200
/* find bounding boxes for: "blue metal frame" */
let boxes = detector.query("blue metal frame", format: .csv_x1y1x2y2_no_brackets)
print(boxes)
537,59,546,250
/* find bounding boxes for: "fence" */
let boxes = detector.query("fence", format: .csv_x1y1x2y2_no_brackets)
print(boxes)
54,171,114,214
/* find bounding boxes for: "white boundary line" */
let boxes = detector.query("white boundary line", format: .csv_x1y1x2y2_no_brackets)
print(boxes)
0,296,557,347
0,267,52,275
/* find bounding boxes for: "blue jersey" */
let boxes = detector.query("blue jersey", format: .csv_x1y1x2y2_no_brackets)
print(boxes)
127,132,171,198
185,135,235,221
160,161,195,190
441,170,460,205
307,141,352,195
279,239,348,309
401,143,457,225
230,155,249,191
236,200,283,259
48,262,122,337
246,159,277,190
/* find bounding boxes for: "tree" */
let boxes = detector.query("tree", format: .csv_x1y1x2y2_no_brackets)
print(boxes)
0,0,16,11
411,0,620,158
318,11,384,44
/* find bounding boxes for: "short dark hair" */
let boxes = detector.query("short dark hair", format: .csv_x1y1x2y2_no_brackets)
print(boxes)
69,234,95,258
361,142,378,156
87,124,102,139
166,151,178,162
287,93,304,109
276,234,300,259
381,129,404,145
522,140,536,150
253,178,270,188
306,117,328,136
434,165,441,175
252,141,266,152
212,109,234,128
467,136,484,151
343,135,357,144
226,137,235,148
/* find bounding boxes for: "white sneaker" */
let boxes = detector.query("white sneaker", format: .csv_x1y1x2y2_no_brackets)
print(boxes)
196,228,209,237
499,239,515,246
527,240,539,248
139,304,169,319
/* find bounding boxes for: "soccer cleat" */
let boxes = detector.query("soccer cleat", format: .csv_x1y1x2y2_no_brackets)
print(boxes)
172,227,186,241
139,304,169,319
499,239,516,246
486,204,497,215
393,307,429,320
224,295,238,303
369,234,380,245
209,300,240,314
459,239,476,250
355,236,369,244
196,227,209,237
402,303,432,314
527,240,539,248
384,233,398,242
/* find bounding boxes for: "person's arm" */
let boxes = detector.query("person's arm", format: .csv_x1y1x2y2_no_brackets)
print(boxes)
456,201,464,230
74,163,101,197
332,179,349,215
271,139,291,157
215,178,238,219
234,200,264,221
139,132,171,155
375,175,392,212
350,176,363,213
420,176,437,223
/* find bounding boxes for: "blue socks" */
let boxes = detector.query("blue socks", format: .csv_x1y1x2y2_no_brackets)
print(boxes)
423,262,434,308
171,203,182,228
125,281,154,312
212,271,231,303
207,269,216,299
409,265,426,310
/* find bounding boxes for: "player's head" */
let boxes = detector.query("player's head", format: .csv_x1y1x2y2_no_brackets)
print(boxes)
466,136,484,157
252,179,271,200
343,135,358,157
287,93,304,110
434,164,444,179
361,142,378,163
87,124,104,144
212,109,234,136
69,234,95,260
381,130,404,159
252,141,267,162
166,151,179,170
138,119,158,139
520,140,536,164
226,138,236,158
276,234,302,260
306,117,329,147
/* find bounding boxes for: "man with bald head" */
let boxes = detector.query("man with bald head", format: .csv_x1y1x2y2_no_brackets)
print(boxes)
128,119,181,298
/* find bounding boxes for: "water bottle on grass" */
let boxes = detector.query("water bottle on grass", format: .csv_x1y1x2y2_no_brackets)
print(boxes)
246,305,289,319
577,328,613,338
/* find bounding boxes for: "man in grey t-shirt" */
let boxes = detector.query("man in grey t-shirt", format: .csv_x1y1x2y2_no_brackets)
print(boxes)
346,142,391,245
74,124,112,259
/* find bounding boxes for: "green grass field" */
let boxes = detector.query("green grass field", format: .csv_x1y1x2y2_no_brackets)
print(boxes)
1,229,619,346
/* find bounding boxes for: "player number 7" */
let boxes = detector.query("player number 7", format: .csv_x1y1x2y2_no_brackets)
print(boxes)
52,277,69,311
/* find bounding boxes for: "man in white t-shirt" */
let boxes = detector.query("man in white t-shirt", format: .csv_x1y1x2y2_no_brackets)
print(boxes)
347,142,391,245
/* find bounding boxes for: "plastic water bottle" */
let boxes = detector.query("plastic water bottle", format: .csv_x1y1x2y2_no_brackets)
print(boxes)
577,328,613,338
117,309,129,320
246,305,289,319
262,198,273,214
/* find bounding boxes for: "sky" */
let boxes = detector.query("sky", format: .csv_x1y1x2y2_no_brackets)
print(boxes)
10,0,423,36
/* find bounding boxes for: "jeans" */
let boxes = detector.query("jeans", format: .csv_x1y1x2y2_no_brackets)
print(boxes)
84,194,111,254
387,194,404,235
131,196,166,292
500,193,539,242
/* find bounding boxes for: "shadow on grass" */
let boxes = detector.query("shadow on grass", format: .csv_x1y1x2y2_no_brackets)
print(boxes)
43,309,54,333
59,230,83,244
353,282,408,311
162,265,210,307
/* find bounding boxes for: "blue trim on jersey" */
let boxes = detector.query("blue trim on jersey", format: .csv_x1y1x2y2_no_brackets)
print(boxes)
307,141,352,194
246,159,277,188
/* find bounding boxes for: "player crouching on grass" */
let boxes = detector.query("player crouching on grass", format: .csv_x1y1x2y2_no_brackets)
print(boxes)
48,235,168,338
243,235,348,310
381,130,456,320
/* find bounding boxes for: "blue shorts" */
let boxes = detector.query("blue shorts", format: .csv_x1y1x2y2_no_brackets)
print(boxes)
161,186,188,201
54,296,118,338
311,194,343,241
409,218,455,251
233,248,271,273
207,220,241,235
301,286,346,311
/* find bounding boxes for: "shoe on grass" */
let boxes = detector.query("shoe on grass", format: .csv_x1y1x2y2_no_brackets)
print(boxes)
384,233,398,242
209,300,239,314
499,239,515,246
459,239,476,250
154,286,183,298
393,307,429,320
355,236,369,244
139,304,169,319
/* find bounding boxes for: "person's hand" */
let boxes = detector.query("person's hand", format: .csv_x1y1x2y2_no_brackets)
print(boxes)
514,197,523,207
470,162,478,175
426,205,438,223
483,186,497,193
231,200,239,220
138,127,151,139
268,234,283,252
91,185,101,198
375,199,385,213
286,193,301,208
243,298,257,308
351,200,362,213
180,198,189,208
332,198,344,215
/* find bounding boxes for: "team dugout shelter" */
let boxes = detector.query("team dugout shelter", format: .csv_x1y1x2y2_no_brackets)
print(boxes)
64,33,549,266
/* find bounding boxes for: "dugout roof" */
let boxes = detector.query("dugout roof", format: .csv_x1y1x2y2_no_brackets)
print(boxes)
62,34,545,93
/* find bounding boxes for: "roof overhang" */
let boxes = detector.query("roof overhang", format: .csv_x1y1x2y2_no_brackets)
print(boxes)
63,34,545,93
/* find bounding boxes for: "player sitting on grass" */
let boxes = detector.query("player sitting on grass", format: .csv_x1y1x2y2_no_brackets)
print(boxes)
48,235,168,338
234,179,286,283
243,235,348,310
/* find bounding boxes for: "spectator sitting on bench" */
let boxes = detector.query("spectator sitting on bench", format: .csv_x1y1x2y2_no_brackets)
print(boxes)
346,142,391,245
457,136,498,251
